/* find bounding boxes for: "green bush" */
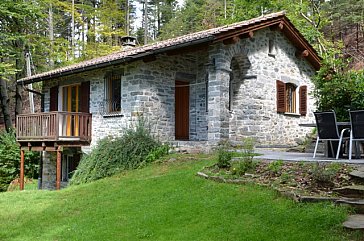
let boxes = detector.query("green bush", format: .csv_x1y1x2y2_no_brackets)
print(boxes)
313,52,364,121
311,163,336,187
231,159,258,176
217,141,232,168
0,129,39,192
70,118,169,185
267,160,284,176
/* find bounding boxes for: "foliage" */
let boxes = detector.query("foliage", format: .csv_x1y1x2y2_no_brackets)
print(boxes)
230,138,257,175
144,143,170,164
0,129,39,192
311,163,337,187
267,160,284,176
0,156,360,241
70,118,168,185
231,158,258,176
216,140,232,168
313,49,364,121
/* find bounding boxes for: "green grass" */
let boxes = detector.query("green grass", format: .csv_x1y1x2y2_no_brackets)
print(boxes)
0,154,362,241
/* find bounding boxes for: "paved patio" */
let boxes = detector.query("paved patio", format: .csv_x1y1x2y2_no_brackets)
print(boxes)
254,148,364,164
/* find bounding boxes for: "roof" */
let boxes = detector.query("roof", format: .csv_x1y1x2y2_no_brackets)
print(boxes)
18,11,321,85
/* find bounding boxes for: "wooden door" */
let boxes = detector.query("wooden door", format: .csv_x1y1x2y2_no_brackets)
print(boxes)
62,84,80,136
175,81,189,140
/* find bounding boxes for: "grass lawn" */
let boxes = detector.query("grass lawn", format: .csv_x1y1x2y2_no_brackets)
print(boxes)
0,154,362,241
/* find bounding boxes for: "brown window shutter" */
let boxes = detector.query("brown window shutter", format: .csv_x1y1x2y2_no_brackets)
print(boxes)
276,80,286,113
79,81,90,113
49,86,58,111
299,85,307,116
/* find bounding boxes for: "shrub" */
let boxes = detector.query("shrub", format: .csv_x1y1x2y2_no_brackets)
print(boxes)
70,117,169,185
267,160,284,176
231,159,258,176
230,138,258,176
217,140,232,168
0,129,39,192
311,163,336,187
313,52,364,121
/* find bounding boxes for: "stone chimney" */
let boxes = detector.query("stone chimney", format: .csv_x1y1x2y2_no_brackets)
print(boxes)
120,36,137,50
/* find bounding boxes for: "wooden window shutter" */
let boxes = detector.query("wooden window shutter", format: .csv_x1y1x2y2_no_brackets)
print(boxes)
299,85,307,116
276,80,286,113
79,81,90,113
49,86,58,111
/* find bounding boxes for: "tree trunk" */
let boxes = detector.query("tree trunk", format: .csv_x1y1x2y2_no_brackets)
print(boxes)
49,3,54,67
0,77,13,131
144,1,148,45
15,52,24,118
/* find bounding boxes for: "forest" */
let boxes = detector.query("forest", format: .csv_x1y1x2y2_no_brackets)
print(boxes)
0,0,364,123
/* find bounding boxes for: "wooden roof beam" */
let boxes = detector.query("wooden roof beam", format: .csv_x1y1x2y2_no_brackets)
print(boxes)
296,49,309,58
270,21,284,31
223,36,240,45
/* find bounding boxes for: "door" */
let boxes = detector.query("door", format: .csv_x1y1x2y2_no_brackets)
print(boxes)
62,84,80,136
175,81,189,140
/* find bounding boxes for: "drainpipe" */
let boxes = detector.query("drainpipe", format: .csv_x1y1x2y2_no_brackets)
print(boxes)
21,86,44,189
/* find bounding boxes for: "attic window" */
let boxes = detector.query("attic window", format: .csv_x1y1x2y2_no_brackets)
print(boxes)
268,37,276,57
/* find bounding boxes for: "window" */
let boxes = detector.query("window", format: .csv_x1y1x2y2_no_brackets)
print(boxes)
285,83,296,113
104,73,122,114
268,35,276,56
276,80,307,116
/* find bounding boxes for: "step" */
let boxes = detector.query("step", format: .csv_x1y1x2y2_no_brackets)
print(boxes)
349,170,364,179
343,214,364,230
333,185,364,198
336,199,364,214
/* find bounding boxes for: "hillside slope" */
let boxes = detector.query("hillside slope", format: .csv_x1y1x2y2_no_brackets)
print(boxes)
0,155,360,241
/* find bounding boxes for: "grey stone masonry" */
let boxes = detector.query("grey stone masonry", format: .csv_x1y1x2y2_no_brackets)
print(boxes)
206,28,316,146
41,151,56,190
42,27,316,150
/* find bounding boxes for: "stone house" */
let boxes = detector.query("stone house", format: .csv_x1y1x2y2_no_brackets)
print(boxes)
16,11,320,189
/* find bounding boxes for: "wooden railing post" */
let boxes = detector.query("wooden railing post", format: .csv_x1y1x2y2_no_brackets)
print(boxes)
56,148,62,190
20,149,25,190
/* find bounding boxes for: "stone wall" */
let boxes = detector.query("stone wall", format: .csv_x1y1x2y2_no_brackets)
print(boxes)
206,28,316,147
43,27,316,148
43,51,210,147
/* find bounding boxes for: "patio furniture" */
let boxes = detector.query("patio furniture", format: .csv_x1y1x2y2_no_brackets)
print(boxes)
348,110,364,160
313,111,350,159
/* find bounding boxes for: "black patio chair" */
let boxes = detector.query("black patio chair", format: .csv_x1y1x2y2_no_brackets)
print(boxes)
313,111,349,159
348,110,364,160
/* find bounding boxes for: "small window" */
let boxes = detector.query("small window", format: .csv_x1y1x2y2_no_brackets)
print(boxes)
285,83,296,113
104,73,122,113
276,80,307,116
268,36,276,57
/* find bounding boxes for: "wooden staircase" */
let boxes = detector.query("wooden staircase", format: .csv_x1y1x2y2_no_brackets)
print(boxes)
334,167,364,230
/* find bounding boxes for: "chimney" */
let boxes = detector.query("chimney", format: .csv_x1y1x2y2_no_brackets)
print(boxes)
120,36,137,50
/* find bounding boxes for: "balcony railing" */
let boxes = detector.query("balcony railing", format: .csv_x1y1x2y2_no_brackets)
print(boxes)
16,111,92,144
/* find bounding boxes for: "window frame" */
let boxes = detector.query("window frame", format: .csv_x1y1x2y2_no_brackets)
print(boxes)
103,72,123,116
276,80,307,116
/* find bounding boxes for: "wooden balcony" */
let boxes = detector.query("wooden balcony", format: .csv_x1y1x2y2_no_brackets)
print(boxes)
16,111,92,151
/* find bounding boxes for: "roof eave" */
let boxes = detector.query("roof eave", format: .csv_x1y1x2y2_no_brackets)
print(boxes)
213,15,321,71
18,36,215,85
